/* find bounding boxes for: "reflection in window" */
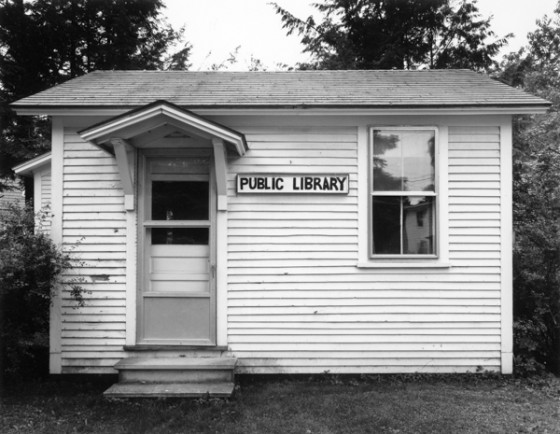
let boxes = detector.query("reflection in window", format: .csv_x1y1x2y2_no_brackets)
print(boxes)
372,196,434,255
152,228,209,245
371,128,437,256
152,181,209,220
373,130,435,192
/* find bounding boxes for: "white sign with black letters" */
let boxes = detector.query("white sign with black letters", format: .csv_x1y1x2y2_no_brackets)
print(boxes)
237,174,349,194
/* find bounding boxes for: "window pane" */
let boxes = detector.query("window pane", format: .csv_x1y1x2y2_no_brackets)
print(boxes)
373,131,404,191
403,196,435,254
152,228,209,245
372,196,401,254
402,131,435,192
152,181,209,220
373,130,435,192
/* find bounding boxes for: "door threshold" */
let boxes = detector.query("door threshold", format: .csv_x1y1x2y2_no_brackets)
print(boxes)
124,345,228,352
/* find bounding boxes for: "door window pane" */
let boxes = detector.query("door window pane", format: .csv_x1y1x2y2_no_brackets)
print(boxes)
151,228,209,245
152,181,209,220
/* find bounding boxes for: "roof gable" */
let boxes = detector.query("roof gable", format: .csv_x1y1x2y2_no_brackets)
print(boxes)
79,100,247,156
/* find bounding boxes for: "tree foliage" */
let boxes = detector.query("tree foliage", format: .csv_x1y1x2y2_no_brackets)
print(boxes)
272,0,509,70
0,204,84,378
0,0,190,191
499,5,560,374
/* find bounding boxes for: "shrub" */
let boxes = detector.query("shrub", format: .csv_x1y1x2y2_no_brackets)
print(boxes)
0,203,83,377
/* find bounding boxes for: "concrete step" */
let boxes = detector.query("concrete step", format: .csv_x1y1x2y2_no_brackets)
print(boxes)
115,357,236,383
115,357,237,370
104,381,235,398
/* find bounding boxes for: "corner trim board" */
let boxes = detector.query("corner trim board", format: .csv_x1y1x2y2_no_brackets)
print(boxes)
212,138,228,211
500,120,514,374
49,117,64,374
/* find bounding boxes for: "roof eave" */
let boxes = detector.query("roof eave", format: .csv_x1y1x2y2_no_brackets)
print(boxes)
12,103,551,117
13,152,52,176
78,100,248,155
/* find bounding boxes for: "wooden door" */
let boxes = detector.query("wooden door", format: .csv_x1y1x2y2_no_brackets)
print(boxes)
139,152,216,345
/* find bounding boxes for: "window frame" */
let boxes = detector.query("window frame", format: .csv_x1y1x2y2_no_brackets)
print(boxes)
368,126,439,259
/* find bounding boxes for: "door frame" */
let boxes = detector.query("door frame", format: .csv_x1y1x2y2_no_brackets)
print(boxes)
136,148,217,346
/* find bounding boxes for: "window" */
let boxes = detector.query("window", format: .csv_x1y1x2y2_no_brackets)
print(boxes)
370,127,437,257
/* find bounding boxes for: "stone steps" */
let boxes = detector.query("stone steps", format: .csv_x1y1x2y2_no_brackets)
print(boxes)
104,356,237,398
104,381,234,398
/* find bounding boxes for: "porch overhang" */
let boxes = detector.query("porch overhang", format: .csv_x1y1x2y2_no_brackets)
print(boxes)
78,101,246,212
78,100,248,156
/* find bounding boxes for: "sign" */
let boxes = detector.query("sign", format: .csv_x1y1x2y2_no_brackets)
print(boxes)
237,174,349,194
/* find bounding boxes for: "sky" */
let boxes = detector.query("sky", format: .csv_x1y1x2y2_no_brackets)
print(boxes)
163,0,559,71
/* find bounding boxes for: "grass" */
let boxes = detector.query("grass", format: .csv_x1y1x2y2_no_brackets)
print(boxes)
1,374,560,433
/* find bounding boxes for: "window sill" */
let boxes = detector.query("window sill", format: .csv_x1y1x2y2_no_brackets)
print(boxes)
356,262,452,269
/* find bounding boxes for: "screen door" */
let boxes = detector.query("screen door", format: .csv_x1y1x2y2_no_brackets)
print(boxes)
139,154,216,345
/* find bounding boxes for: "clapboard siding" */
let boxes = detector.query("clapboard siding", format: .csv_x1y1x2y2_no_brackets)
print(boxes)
60,129,126,373
56,121,505,374
227,125,502,374
36,170,53,234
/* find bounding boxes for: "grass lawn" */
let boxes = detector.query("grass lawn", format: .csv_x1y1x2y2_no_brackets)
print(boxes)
1,374,560,433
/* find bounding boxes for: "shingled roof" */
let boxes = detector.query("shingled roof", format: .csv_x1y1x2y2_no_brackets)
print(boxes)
12,69,549,111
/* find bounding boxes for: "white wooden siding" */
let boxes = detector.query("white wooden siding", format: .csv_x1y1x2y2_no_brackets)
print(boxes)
60,129,126,373
227,125,502,374
38,171,52,234
57,120,504,374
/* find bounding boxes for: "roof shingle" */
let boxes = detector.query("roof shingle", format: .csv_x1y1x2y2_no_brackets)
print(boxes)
12,69,549,110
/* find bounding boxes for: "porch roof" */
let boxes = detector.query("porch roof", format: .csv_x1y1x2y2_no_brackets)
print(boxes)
78,100,247,156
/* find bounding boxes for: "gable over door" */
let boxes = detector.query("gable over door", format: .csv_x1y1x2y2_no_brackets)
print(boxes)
138,150,216,345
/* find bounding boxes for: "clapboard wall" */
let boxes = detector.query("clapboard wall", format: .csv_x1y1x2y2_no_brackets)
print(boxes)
37,170,53,234
54,116,508,374
226,123,503,374
59,128,127,373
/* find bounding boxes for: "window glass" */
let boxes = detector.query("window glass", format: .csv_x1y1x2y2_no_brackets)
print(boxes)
403,196,434,254
373,131,403,191
371,128,436,257
152,181,209,220
372,196,401,254
152,228,209,245
373,130,435,192
372,196,435,255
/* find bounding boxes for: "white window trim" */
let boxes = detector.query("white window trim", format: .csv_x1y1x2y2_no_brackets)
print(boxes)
357,125,450,269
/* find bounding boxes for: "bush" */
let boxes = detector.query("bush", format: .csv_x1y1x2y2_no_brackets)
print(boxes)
512,112,560,375
0,203,83,377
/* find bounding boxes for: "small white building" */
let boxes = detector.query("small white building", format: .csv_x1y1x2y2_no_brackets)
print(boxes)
12,70,549,397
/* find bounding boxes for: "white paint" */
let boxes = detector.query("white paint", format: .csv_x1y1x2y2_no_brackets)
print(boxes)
15,106,549,117
125,149,138,346
500,119,514,374
112,140,135,211
52,113,511,375
212,138,228,211
79,102,247,156
49,119,64,374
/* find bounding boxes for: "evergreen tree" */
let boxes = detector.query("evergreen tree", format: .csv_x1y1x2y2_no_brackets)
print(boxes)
0,0,191,191
272,0,509,70
499,5,560,374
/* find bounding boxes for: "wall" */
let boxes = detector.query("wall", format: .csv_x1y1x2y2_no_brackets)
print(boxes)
223,116,507,374
58,125,127,373
53,113,510,374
